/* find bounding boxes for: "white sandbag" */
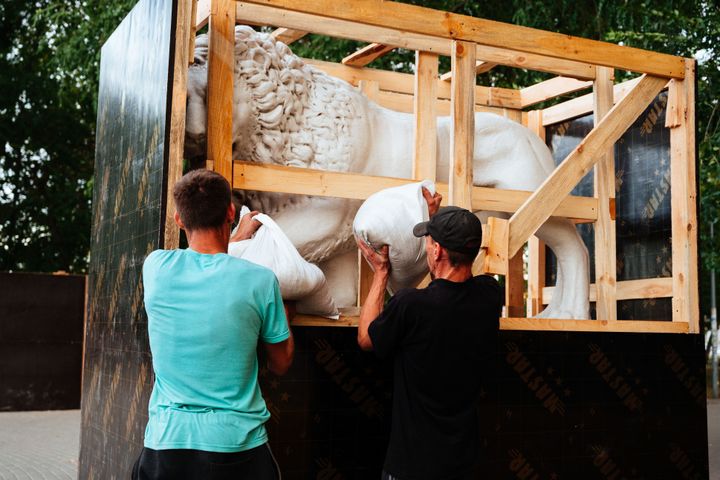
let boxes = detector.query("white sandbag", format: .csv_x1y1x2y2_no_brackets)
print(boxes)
353,181,435,293
229,207,339,319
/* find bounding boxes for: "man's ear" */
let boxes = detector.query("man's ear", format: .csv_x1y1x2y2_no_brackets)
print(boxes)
174,211,185,230
226,202,236,224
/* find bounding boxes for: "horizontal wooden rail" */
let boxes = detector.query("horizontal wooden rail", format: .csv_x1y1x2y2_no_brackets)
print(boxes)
343,43,395,67
236,0,686,78
520,76,593,108
303,58,521,109
234,2,596,80
270,27,307,44
231,161,598,221
542,277,673,304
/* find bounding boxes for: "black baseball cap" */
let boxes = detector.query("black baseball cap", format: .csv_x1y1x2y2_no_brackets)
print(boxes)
413,206,483,255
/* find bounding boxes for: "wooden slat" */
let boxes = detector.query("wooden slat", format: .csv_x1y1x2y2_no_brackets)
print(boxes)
667,59,699,332
475,44,594,80
303,57,521,109
501,317,688,334
593,66,617,321
196,0,210,30
542,76,644,126
235,2,595,80
507,75,667,258
505,248,525,317
357,253,373,307
524,109,546,316
292,307,360,327
270,27,307,44
189,0,198,63
237,0,686,78
165,0,194,249
542,277,673,304
449,40,475,209
481,216,509,275
371,89,511,117
207,0,235,182
440,60,497,82
413,51,438,181
231,161,598,220
343,43,396,67
520,76,593,108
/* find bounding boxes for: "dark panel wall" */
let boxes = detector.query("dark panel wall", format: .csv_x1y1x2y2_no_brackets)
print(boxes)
0,272,85,411
79,0,175,477
261,328,708,480
545,93,672,320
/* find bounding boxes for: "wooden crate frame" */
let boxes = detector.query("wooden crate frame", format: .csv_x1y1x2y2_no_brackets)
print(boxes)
168,0,698,334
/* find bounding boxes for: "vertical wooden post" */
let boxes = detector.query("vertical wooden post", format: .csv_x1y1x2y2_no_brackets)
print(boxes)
506,251,525,317
207,0,235,181
357,252,373,307
668,59,699,332
413,51,438,181
525,110,546,316
593,66,618,321
449,40,475,209
164,0,194,249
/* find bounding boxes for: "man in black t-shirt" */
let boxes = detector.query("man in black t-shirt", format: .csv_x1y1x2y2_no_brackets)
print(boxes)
356,198,502,480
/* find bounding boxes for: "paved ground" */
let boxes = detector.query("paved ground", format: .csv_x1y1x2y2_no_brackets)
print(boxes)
0,410,79,479
0,404,718,478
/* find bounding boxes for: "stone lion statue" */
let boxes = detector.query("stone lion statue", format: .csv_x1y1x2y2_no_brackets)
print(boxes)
185,26,590,319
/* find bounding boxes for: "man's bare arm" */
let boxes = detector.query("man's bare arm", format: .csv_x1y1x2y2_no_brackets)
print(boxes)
356,239,390,351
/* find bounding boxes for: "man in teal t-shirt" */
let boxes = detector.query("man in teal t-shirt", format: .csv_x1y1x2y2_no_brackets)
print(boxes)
132,169,294,479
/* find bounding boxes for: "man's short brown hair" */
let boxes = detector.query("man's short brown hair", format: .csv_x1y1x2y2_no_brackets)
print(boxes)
173,169,231,231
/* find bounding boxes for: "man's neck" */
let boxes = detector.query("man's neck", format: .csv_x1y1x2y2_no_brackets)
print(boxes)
186,227,229,254
432,262,473,283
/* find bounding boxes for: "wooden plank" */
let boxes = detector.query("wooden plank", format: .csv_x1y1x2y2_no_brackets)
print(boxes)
189,0,198,63
542,76,644,126
236,2,449,53
343,43,396,67
593,66,617,321
165,0,194,249
237,0,686,78
232,161,598,220
369,88,510,117
505,248,525,317
207,0,235,182
667,59,699,332
196,0,210,30
449,40,475,209
507,75,667,258
542,277,673,304
501,317,688,334
292,307,360,327
520,76,593,108
413,51,438,181
524,109,546,316
475,44,595,80
270,27,307,44
357,253,373,307
481,216,509,275
303,57,521,109
440,60,497,81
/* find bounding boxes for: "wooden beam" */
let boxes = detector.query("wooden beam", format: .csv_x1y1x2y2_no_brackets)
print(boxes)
237,0,686,78
440,60,497,81
524,109,546,317
207,0,235,183
189,0,198,63
593,66,618,321
520,76,593,108
505,247,525,317
270,27,307,44
413,51,438,181
303,57,521,109
165,0,194,249
501,317,688,334
542,76,644,126
506,75,667,259
542,277,673,304
196,0,210,30
235,2,595,80
667,59,699,332
343,43,396,67
449,40,475,209
293,307,360,327
231,161,598,220
357,253,373,307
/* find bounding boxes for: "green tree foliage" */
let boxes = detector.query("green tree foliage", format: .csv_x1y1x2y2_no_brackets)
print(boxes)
0,0,717,285
0,1,134,272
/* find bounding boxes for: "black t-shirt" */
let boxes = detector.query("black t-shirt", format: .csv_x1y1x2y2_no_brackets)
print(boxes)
368,275,502,480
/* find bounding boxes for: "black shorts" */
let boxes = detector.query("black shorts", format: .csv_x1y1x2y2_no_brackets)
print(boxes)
131,443,281,480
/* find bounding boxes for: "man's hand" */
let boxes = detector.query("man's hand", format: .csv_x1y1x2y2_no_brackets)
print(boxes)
230,211,261,242
356,236,390,276
422,187,442,217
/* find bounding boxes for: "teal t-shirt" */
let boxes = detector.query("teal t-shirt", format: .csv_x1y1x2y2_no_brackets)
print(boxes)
142,248,289,452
